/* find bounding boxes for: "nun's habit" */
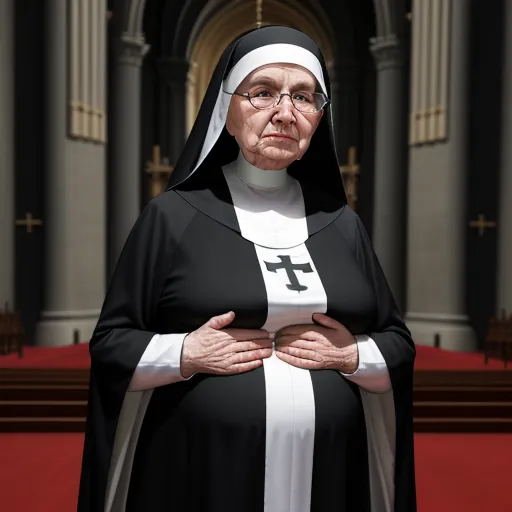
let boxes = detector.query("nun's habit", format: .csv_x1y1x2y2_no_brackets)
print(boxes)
78,26,416,512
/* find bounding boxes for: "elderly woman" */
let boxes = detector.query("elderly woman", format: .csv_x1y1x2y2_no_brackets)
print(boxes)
78,26,416,512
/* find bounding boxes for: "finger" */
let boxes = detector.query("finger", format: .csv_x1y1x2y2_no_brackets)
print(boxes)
299,330,326,342
276,324,310,336
224,328,271,341
274,335,311,348
225,360,263,374
232,340,273,352
273,334,296,346
275,351,320,370
275,331,323,346
281,339,318,350
312,313,343,330
207,311,235,330
275,345,322,362
217,338,271,356
228,348,273,365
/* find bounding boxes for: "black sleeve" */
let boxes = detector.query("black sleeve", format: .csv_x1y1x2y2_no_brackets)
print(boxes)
89,195,183,396
336,207,417,512
351,213,416,382
78,192,195,512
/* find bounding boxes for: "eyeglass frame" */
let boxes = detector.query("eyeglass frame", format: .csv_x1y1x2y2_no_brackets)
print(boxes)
223,89,330,114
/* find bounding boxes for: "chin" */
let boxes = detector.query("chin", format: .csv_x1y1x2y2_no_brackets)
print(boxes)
261,147,297,162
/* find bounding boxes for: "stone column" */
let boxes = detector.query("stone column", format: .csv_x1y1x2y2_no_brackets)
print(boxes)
370,34,407,311
108,34,149,276
158,57,189,165
405,1,476,351
497,2,512,314
36,0,107,346
0,0,14,308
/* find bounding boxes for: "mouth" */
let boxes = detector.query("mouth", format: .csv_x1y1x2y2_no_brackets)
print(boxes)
263,133,297,142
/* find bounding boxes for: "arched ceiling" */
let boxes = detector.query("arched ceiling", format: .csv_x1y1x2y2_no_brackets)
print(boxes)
116,0,399,43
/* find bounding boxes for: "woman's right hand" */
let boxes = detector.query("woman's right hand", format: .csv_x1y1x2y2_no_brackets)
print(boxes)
180,311,273,378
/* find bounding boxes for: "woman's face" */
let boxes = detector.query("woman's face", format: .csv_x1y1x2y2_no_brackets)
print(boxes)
225,63,324,170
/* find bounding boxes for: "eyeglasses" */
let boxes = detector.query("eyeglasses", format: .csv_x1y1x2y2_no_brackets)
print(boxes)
224,89,330,114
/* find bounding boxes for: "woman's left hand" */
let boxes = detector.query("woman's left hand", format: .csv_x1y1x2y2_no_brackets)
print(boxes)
274,313,359,373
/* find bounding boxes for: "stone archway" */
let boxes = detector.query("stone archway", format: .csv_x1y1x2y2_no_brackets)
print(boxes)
185,0,336,134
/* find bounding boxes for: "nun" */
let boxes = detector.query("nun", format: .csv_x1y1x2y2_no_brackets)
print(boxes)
78,26,416,512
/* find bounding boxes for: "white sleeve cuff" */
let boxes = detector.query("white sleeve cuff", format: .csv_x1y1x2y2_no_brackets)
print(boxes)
340,335,392,393
128,333,193,391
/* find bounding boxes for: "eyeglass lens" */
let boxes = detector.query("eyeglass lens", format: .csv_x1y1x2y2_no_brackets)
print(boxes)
250,92,326,113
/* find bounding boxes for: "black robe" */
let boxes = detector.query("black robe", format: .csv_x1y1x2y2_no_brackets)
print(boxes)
78,167,416,512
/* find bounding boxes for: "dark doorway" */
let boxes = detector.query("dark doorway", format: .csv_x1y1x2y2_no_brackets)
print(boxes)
14,0,45,344
465,0,505,347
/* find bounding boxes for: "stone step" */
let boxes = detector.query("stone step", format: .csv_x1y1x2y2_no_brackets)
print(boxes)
1,367,511,433
0,400,87,418
414,417,512,433
1,416,511,434
2,385,511,403
0,385,88,401
413,387,512,402
413,401,512,418
0,417,85,433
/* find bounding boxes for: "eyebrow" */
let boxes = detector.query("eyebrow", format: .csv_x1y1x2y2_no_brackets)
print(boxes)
248,75,316,91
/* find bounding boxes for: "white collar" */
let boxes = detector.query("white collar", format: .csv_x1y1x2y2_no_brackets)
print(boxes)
222,154,308,249
234,152,289,190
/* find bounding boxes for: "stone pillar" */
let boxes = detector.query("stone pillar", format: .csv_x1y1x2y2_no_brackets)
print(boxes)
158,57,189,165
36,0,107,346
0,0,14,308
405,1,476,351
108,34,149,276
370,34,407,311
497,2,512,314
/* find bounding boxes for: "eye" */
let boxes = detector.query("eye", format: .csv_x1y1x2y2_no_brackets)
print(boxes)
292,92,313,103
252,89,273,98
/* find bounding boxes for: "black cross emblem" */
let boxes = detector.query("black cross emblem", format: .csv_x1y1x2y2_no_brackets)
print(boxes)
264,255,314,292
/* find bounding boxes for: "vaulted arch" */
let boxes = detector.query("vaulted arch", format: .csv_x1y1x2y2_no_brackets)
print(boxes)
112,0,147,38
183,0,338,132
163,0,342,61
372,0,405,38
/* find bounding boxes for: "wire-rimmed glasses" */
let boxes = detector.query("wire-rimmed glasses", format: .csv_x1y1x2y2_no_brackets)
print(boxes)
224,89,330,114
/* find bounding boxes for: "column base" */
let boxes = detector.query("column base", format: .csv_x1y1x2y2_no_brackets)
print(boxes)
35,309,100,346
405,312,477,351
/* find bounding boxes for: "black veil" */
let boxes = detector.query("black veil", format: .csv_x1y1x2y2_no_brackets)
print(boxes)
166,26,347,203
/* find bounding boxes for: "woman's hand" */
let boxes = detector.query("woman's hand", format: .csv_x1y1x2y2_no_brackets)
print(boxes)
274,313,359,373
181,311,273,377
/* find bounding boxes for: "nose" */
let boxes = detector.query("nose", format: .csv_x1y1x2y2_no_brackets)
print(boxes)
273,95,296,124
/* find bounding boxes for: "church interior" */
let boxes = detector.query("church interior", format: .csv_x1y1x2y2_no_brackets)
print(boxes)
1,0,511,510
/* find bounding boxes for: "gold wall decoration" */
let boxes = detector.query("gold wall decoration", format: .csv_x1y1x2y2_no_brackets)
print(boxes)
469,214,497,237
186,0,335,135
15,212,43,234
409,0,451,145
339,147,360,210
69,0,107,143
256,0,263,29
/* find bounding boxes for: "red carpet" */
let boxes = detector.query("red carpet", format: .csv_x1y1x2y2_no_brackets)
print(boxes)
0,342,509,370
0,433,510,511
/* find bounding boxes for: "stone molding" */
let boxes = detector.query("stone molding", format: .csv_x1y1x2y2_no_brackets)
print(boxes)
115,33,149,66
370,34,404,70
